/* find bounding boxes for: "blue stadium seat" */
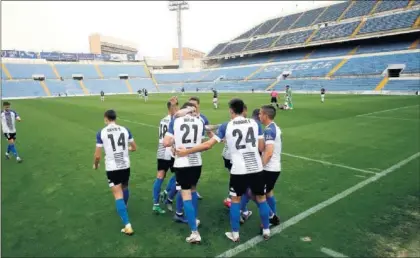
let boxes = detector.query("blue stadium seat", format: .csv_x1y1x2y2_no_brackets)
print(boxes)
2,80,47,98
254,59,339,79
45,80,85,95
374,0,409,14
253,18,282,36
234,24,263,40
208,43,228,56
274,30,314,47
205,66,261,81
270,12,303,34
154,72,198,83
5,63,56,79
335,52,420,76
315,2,351,24
312,21,359,42
273,78,381,91
129,79,157,92
219,41,250,55
358,10,420,35
383,79,420,91
291,7,325,29
54,64,99,79
310,46,356,59
83,79,128,94
245,36,279,51
99,64,147,78
343,1,377,20
356,40,413,54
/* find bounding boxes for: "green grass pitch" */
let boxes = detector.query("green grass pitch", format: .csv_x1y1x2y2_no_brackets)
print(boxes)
2,93,419,257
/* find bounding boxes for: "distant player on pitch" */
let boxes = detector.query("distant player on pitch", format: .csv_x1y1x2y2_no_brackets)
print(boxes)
100,90,105,102
2,102,23,163
321,87,326,103
94,109,137,235
212,88,219,109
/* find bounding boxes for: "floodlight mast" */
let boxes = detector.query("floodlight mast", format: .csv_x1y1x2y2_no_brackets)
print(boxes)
168,1,189,69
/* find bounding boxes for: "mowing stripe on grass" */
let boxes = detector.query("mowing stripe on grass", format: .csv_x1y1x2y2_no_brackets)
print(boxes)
357,115,419,122
283,153,377,175
320,247,348,258
356,105,419,117
216,152,420,257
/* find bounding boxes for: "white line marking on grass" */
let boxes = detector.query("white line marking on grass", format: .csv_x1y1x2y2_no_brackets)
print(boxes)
354,175,367,178
119,118,157,128
357,115,419,122
216,152,420,258
356,105,419,117
320,247,348,258
283,153,377,175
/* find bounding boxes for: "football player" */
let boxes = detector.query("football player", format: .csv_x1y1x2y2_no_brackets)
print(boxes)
94,110,137,235
2,102,22,162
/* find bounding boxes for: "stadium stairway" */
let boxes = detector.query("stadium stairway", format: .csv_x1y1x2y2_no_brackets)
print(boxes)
369,0,382,15
94,64,104,79
305,29,319,45
351,19,366,37
413,15,420,28
407,0,416,9
40,81,52,96
49,64,61,79
244,58,275,81
311,5,329,26
1,63,13,80
124,80,134,93
78,80,89,94
337,1,355,22
374,76,389,91
303,50,315,59
326,46,359,77
409,39,420,49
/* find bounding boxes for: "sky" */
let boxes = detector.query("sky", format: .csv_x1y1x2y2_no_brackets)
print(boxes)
2,1,337,59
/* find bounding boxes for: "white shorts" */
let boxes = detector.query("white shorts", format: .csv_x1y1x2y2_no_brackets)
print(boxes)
213,98,218,103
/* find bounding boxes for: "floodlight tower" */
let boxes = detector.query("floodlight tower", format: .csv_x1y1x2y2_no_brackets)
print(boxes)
168,1,189,69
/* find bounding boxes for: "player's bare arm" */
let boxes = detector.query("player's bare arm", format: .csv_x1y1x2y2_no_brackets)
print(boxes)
258,138,265,153
93,146,102,169
163,134,174,148
262,143,274,166
176,138,218,157
128,140,137,152
174,106,196,118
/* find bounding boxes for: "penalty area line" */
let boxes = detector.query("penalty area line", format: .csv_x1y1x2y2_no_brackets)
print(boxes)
215,152,420,257
320,247,348,258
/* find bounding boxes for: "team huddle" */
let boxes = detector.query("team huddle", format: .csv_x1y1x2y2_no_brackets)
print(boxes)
93,94,282,244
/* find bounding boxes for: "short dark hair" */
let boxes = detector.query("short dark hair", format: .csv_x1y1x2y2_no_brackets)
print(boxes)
229,98,244,115
189,96,200,105
181,102,196,110
104,109,117,121
261,105,276,120
244,104,248,111
3,102,10,106
252,108,260,121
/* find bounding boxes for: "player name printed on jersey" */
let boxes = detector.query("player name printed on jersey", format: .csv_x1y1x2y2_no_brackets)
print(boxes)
97,124,133,171
216,117,263,175
263,122,282,172
157,115,173,160
167,115,204,168
1,110,19,134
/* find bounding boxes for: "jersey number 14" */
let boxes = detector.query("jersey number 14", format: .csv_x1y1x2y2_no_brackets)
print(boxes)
108,133,126,151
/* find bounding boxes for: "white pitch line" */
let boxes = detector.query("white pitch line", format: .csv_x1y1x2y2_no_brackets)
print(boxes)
283,153,377,175
357,115,419,122
215,152,420,258
119,118,157,128
356,105,419,117
320,247,349,258
354,175,367,178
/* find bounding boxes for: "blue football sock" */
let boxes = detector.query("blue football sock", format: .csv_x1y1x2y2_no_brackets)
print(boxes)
6,144,11,154
9,144,18,157
267,196,277,215
123,188,130,205
230,202,241,232
115,198,130,226
192,192,199,218
165,175,176,193
153,178,164,204
167,182,178,202
183,200,197,231
258,201,270,230
176,191,184,214
240,193,250,212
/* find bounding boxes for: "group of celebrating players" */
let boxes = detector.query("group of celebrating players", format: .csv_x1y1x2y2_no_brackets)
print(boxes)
93,93,282,244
